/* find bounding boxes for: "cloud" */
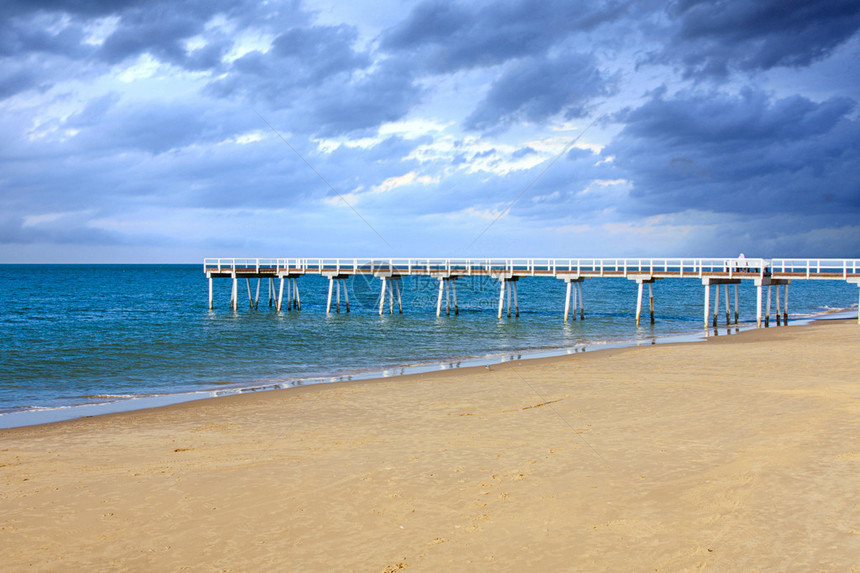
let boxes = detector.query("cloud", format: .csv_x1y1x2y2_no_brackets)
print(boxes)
1,0,859,261
465,52,616,131
659,0,860,77
381,0,627,73
607,88,860,220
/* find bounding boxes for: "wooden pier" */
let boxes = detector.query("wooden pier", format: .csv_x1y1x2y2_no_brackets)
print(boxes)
204,258,860,326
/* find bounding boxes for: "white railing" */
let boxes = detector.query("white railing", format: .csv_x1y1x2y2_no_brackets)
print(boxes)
771,259,860,279
203,257,785,279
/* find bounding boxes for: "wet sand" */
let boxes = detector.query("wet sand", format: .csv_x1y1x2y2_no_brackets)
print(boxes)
1,320,858,571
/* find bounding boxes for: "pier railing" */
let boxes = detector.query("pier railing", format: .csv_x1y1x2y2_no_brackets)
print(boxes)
771,259,860,279
203,257,860,323
204,257,778,279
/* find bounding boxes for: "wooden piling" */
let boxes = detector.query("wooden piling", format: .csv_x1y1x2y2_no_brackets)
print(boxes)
437,278,444,317
756,284,762,328
649,281,654,324
513,280,519,318
578,282,585,320
713,284,719,328
277,277,285,312
775,284,781,326
564,281,572,322
232,275,238,312
765,285,772,327
734,284,739,324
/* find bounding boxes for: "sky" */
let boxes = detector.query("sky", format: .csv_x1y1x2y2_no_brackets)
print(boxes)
1,0,859,263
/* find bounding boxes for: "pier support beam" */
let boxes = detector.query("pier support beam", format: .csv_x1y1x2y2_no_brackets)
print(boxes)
559,276,584,322
374,273,403,315
380,277,388,315
754,277,790,327
497,279,506,319
343,279,349,312
756,284,762,328
854,280,860,324
497,277,519,318
649,282,655,324
775,284,781,326
766,285,772,327
436,277,444,317
278,277,285,311
703,278,741,328
564,281,572,322
436,277,458,317
734,284,739,324
399,277,404,313
713,284,720,327
324,274,350,314
578,282,585,320
632,277,657,326
231,275,238,312
208,276,213,310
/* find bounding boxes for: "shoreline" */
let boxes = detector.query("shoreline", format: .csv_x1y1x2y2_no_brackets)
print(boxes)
2,307,856,430
1,318,857,570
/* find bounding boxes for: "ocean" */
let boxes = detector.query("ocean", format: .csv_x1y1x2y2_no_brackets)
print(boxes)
1,263,857,428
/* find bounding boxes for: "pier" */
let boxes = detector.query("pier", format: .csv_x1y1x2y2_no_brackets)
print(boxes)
204,258,860,326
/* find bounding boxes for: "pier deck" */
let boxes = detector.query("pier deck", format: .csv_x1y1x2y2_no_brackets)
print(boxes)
204,257,860,326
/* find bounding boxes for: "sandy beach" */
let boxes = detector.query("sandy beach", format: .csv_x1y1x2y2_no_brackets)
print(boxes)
1,320,858,571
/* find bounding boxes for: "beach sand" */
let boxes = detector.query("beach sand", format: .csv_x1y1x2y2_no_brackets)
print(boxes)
1,320,858,571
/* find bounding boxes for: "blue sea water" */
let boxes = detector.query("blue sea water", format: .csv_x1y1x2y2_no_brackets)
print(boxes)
0,264,857,427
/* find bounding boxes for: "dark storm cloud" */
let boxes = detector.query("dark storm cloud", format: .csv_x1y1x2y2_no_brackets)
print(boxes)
0,0,246,100
63,100,221,155
465,52,616,130
306,59,422,135
210,20,421,136
381,0,627,73
1,0,143,18
0,64,41,100
210,24,370,104
660,0,860,77
607,88,860,218
0,15,88,58
0,0,299,85
97,1,238,70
